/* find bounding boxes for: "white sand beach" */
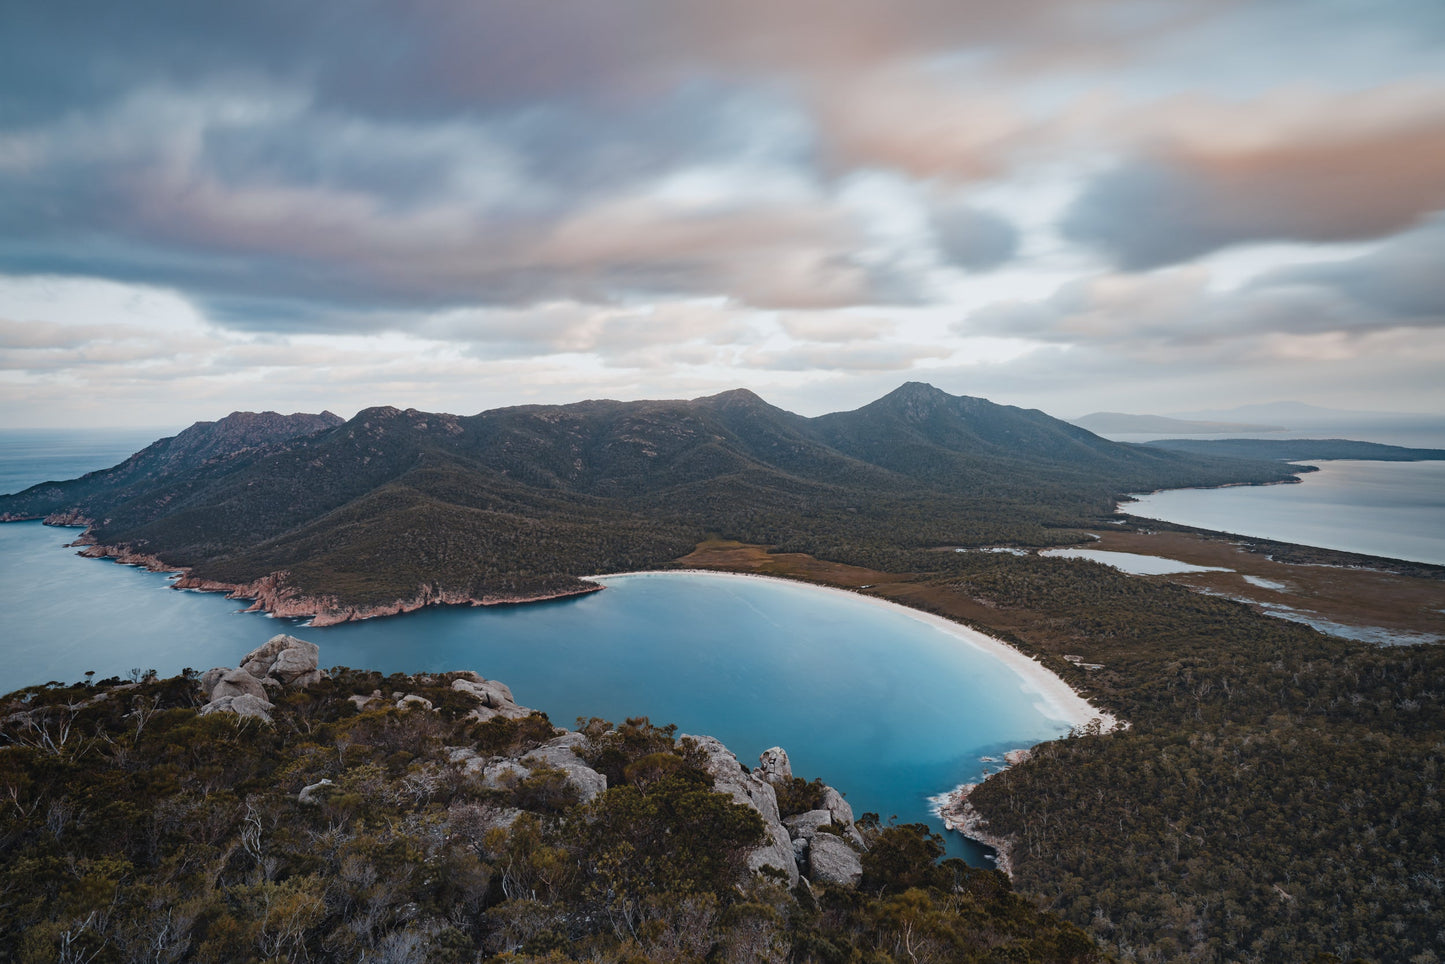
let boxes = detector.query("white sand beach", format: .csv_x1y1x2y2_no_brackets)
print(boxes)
585,568,1120,734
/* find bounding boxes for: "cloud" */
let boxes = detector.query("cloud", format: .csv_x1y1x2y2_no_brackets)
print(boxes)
965,269,1355,351
777,314,895,342
425,299,760,369
930,203,1019,271
0,80,915,321
745,342,952,372
963,220,1445,359
1256,215,1445,320
1062,85,1445,268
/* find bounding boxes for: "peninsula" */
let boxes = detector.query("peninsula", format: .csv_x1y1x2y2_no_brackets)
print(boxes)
0,382,1296,625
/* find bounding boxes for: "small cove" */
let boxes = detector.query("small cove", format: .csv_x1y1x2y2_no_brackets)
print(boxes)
0,520,1089,862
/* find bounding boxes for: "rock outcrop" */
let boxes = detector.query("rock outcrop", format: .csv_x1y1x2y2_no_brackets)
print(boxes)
807,832,864,887
451,674,532,722
199,693,276,721
762,748,868,884
298,779,335,805
198,634,328,722
200,667,267,702
240,635,326,688
683,735,799,886
758,746,792,784
521,732,608,802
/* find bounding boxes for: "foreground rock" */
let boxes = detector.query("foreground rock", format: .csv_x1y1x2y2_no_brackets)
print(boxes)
758,745,793,783
239,634,325,688
683,734,800,886
198,692,276,721
451,674,532,722
195,639,863,888
763,747,868,881
521,732,609,802
198,634,329,722
807,832,864,886
200,667,267,702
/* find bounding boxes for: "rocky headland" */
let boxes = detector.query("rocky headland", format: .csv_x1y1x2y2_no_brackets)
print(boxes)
63,537,602,625
190,635,866,889
0,631,1101,961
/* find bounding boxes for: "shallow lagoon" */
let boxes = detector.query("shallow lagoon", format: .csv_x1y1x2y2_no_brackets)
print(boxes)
1040,547,1231,575
0,522,1080,860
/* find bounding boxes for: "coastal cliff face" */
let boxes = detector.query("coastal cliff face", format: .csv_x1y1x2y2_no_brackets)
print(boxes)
0,640,1101,962
70,546,604,625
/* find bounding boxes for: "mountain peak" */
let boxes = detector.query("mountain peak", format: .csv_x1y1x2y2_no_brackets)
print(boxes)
868,382,963,421
695,388,768,407
887,381,953,401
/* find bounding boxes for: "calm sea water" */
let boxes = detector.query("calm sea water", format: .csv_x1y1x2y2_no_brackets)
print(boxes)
0,427,178,495
0,520,1066,861
1124,460,1445,566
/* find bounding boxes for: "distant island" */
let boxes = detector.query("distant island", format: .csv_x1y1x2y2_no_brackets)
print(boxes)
1070,412,1287,435
1143,437,1445,462
0,382,1297,625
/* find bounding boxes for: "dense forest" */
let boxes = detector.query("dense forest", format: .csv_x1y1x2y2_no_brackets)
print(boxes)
0,666,1103,963
833,549,1445,963
0,383,1295,615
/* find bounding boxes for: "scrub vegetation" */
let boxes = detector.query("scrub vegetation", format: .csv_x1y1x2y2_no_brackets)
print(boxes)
774,547,1445,963
0,672,1103,963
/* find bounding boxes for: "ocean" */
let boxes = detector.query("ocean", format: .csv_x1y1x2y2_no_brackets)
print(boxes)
1123,460,1445,567
0,427,178,496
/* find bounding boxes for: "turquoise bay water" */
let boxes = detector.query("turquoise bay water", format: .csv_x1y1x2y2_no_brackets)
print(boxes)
0,521,1071,860
1124,460,1445,566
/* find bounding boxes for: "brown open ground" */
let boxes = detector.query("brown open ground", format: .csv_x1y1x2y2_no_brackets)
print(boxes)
674,531,1445,651
1080,528,1445,642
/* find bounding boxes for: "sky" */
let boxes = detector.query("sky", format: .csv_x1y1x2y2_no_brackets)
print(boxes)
1,0,1443,428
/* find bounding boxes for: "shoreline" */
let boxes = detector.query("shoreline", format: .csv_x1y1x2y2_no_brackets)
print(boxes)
63,531,602,625
589,568,1125,876
31,525,1120,868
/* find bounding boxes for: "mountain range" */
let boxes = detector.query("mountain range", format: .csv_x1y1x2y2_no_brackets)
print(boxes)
0,382,1297,620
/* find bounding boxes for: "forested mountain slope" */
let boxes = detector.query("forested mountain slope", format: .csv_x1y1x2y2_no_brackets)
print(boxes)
0,384,1295,616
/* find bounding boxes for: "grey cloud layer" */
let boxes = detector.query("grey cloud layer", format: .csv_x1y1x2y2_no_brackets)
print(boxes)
2,0,1443,356
1064,110,1445,268
965,217,1445,358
